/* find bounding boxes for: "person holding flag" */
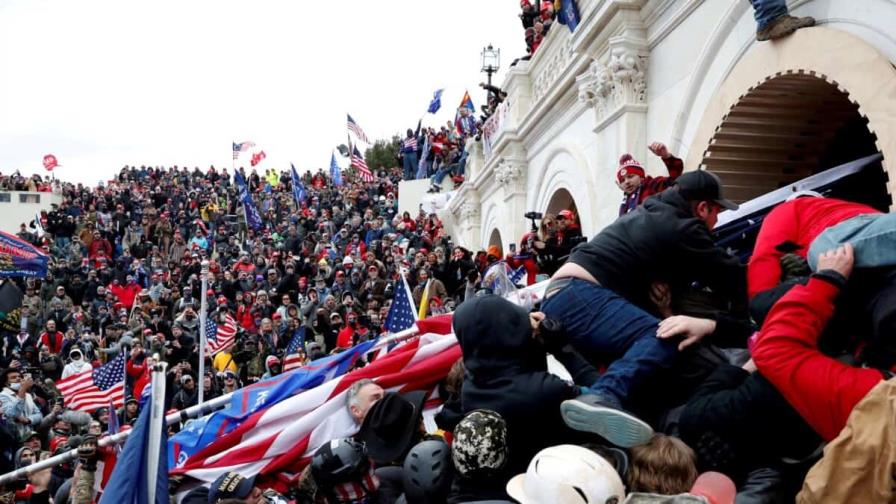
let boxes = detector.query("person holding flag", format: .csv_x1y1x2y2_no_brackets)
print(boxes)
455,91,478,137
329,153,342,187
290,163,306,205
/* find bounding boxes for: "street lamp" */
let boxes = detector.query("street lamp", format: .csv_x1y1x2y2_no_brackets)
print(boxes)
481,44,501,104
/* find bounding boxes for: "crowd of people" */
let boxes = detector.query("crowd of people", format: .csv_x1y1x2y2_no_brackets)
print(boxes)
0,160,536,503
2,2,886,503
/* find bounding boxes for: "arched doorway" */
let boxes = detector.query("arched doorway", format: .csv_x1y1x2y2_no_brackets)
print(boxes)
487,228,503,253
545,188,577,215
700,71,888,209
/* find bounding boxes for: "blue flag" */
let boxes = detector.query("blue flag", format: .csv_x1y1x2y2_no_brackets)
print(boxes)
330,153,342,187
427,88,444,114
290,163,306,204
233,171,263,230
168,339,378,469
99,391,167,504
557,0,580,32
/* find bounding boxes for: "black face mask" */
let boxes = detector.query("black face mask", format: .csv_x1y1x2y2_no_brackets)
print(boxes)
270,365,282,375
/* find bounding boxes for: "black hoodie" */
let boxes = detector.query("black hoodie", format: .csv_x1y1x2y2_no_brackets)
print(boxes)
452,295,600,500
568,189,745,314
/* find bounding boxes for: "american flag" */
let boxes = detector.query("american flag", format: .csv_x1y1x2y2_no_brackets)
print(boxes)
346,114,370,144
206,313,238,356
233,141,255,160
385,274,418,333
351,146,374,183
170,315,457,487
57,352,125,413
283,327,307,372
250,150,267,167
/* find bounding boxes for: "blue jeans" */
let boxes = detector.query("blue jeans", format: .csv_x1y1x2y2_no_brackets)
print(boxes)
808,213,896,271
540,279,678,408
750,0,788,30
431,163,457,185
402,152,417,180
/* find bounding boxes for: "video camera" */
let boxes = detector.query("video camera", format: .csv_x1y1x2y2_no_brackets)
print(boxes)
524,211,543,232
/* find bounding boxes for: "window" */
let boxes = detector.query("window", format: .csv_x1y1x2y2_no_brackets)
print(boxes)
0,193,9,203
19,194,40,204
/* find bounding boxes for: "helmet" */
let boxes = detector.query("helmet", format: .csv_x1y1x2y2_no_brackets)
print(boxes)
403,440,453,503
311,438,370,486
452,410,508,478
506,445,625,504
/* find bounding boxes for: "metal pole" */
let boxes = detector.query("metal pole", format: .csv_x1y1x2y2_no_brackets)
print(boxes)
146,360,168,504
198,260,210,405
0,325,424,485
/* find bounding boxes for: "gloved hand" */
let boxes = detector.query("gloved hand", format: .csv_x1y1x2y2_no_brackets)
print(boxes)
76,435,98,472
780,253,810,281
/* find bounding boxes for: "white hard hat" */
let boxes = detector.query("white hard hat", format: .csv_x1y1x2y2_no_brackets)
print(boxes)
506,444,625,504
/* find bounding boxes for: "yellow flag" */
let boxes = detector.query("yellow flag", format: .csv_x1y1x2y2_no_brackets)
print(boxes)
417,279,432,319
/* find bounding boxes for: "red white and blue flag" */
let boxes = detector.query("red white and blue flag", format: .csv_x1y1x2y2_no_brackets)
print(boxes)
169,315,457,487
57,352,126,413
283,327,308,372
351,146,374,182
205,314,238,356
346,114,370,144
233,141,255,160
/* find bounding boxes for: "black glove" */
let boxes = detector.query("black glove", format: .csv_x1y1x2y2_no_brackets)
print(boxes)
780,253,810,281
538,317,569,354
77,435,98,472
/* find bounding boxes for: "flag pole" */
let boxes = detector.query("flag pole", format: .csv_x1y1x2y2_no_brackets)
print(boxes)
198,260,209,405
0,323,426,485
145,359,168,504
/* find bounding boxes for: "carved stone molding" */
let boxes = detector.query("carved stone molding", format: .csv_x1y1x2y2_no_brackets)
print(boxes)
459,201,481,220
495,159,523,185
577,44,648,124
531,36,573,104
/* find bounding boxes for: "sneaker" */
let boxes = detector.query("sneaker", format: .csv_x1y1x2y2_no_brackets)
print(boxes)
756,15,815,41
560,394,654,448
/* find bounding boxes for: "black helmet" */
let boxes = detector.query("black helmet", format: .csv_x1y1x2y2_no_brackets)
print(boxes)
310,438,370,486
402,439,453,504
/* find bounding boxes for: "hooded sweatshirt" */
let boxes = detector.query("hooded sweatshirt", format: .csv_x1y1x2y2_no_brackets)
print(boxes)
451,295,600,502
61,351,93,379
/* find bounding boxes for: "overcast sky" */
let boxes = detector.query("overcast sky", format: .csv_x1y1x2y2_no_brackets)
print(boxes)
0,0,523,185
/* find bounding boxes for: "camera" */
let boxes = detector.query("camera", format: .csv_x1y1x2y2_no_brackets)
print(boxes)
232,337,257,365
523,211,543,220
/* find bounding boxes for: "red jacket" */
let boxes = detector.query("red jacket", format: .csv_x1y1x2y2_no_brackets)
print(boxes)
747,198,879,298
109,282,141,309
618,155,684,216
40,331,65,354
505,254,538,286
126,358,151,400
752,277,882,441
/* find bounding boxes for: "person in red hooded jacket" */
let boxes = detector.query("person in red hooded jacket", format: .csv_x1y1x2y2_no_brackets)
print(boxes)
747,195,880,299
752,244,884,443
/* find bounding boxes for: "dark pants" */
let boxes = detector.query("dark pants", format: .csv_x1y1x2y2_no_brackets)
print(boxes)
540,279,678,408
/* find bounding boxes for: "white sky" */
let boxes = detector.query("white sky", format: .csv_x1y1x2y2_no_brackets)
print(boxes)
0,0,524,185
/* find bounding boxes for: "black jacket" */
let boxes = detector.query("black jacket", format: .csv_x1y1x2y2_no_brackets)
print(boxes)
452,295,599,502
678,364,820,480
568,189,745,314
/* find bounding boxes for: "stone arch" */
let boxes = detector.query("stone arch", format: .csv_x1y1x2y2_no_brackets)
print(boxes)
680,26,896,208
480,202,502,250
487,228,504,252
531,145,596,234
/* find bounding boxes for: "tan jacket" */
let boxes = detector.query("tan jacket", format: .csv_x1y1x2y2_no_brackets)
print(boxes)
798,378,896,503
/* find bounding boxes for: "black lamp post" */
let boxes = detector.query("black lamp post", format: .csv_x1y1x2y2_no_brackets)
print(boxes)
481,44,501,106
